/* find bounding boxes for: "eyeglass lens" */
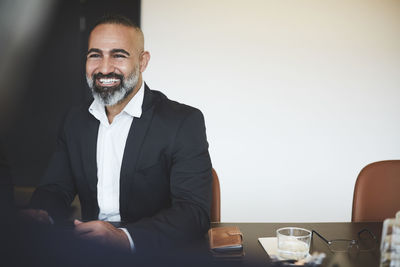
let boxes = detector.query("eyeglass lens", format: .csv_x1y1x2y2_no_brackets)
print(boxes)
313,229,376,253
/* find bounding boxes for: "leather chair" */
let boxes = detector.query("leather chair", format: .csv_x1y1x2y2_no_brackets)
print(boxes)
352,160,400,222
211,168,221,222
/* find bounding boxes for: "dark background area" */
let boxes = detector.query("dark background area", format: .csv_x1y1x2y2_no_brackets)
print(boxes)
2,0,141,186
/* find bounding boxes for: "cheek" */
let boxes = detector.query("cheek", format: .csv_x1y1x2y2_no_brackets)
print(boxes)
118,59,138,75
114,62,131,74
86,61,97,76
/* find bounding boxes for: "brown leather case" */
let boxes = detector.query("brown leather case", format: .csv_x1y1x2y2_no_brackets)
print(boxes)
208,226,243,251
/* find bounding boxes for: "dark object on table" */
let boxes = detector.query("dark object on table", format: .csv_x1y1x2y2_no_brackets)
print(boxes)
209,226,244,258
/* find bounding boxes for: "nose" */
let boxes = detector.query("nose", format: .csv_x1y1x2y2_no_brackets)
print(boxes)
97,57,115,75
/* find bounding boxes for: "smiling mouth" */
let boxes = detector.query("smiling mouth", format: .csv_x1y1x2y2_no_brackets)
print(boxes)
96,78,121,87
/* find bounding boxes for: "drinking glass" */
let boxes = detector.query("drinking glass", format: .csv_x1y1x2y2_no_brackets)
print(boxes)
277,227,311,260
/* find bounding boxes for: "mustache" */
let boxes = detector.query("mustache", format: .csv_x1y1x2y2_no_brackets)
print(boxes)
93,72,124,81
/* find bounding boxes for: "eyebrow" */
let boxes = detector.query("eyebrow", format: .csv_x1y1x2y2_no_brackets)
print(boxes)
110,49,130,56
87,48,102,55
86,48,130,57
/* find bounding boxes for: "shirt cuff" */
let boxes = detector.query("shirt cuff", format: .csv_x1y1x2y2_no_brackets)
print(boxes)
119,227,135,252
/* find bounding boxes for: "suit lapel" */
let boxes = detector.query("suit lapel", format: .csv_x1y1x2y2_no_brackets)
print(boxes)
120,85,157,214
120,110,154,178
82,111,100,195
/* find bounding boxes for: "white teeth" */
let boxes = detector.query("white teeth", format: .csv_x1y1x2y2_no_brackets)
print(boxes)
99,78,119,84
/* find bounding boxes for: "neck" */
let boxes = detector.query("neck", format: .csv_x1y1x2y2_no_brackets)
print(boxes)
105,77,142,124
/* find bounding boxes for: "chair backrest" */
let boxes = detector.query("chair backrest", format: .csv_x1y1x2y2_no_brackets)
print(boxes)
211,168,221,222
352,160,400,222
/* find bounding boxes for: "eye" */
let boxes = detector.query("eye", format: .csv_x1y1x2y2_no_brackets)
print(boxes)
88,54,100,58
113,54,127,58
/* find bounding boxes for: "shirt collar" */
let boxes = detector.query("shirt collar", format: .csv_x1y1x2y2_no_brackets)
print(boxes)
123,81,144,118
89,81,145,123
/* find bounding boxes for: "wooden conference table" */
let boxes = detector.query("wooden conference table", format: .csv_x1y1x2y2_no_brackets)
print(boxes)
211,222,382,267
6,220,382,266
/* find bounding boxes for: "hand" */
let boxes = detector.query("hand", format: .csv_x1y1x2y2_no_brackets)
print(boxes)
19,209,52,224
74,220,130,251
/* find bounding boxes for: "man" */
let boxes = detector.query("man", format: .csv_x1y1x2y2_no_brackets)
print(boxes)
28,15,213,253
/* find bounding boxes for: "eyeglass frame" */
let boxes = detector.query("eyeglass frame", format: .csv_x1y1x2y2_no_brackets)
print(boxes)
311,228,378,253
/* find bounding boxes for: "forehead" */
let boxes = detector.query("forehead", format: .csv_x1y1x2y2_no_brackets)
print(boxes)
88,24,136,51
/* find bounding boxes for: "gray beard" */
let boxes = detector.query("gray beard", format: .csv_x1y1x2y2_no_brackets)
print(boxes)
86,68,140,106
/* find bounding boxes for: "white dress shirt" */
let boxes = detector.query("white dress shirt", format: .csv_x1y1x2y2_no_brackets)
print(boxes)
88,82,144,251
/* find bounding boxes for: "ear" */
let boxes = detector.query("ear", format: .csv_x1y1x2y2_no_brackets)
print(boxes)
139,51,151,73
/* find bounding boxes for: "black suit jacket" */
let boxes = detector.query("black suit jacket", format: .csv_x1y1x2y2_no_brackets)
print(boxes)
30,85,213,251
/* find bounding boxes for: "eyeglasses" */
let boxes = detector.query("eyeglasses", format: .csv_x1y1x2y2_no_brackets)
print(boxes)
312,229,378,254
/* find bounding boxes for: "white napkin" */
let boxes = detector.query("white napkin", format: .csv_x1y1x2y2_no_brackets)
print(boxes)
258,237,316,263
258,237,278,256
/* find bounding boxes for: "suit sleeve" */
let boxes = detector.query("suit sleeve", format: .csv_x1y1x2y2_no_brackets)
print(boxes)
30,113,77,221
125,109,213,251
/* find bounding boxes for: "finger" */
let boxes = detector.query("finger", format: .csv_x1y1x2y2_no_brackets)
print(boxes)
74,228,93,236
19,209,51,224
74,219,83,225
74,222,95,235
75,231,98,240
37,210,51,224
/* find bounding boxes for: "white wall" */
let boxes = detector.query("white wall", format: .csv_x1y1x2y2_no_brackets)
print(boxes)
141,0,400,222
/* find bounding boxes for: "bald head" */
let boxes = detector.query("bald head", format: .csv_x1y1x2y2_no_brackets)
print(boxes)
90,14,145,52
